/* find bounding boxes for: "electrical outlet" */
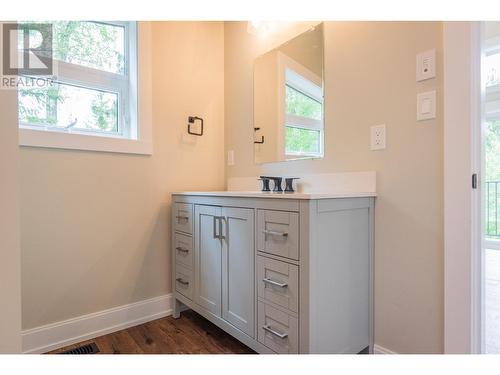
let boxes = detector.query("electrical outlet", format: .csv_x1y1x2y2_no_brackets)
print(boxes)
370,124,386,150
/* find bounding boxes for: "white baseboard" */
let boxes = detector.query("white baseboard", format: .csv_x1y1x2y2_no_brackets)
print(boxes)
21,295,394,355
22,294,173,354
373,344,398,354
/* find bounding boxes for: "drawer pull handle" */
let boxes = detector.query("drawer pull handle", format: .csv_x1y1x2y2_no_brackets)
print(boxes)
263,278,288,288
176,278,189,286
262,325,288,339
176,246,189,253
176,215,189,221
263,230,288,237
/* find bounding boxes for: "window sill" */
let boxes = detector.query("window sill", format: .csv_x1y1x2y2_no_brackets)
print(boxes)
284,154,324,161
19,128,152,155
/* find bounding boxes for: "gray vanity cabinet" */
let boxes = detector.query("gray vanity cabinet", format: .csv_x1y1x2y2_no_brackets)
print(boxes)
171,193,375,354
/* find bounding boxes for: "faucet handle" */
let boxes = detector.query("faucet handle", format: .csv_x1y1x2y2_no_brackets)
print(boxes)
284,177,300,193
272,177,283,192
258,176,272,192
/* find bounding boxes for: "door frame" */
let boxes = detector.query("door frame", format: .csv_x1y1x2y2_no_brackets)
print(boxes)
443,21,483,354
0,23,22,353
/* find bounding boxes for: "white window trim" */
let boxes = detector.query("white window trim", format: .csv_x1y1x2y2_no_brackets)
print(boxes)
18,22,152,155
276,51,324,161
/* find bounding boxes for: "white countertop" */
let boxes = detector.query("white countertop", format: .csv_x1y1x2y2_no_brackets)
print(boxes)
171,191,376,200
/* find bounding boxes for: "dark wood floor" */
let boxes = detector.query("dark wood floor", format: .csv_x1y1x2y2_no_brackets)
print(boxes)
49,310,255,354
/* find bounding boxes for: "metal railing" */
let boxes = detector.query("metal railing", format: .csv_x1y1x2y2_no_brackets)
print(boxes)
487,181,500,238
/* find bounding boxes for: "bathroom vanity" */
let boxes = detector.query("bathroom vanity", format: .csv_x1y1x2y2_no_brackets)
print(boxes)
171,21,375,354
171,191,375,354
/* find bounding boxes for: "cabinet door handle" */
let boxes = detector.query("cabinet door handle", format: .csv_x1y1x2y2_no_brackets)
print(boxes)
263,229,288,237
175,246,189,253
213,216,219,239
176,215,189,221
262,278,288,288
262,325,288,339
176,278,189,286
219,216,226,240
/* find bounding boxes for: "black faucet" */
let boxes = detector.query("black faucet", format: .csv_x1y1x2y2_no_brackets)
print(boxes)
259,176,282,192
260,176,299,193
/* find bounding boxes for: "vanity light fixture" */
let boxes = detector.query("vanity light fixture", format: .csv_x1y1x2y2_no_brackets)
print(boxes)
247,21,275,37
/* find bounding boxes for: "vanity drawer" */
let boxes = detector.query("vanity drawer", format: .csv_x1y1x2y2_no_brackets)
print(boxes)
257,210,299,260
257,255,298,313
175,264,193,300
257,301,298,354
174,233,193,269
174,203,193,234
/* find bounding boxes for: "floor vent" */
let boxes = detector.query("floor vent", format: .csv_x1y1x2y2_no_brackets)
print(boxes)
59,342,100,354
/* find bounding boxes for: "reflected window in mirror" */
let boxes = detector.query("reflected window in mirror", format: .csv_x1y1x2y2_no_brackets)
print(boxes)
284,66,323,158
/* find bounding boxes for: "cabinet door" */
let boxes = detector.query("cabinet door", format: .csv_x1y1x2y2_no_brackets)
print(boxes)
194,205,222,316
221,207,255,337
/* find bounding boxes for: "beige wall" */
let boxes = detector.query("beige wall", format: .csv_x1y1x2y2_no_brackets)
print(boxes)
19,21,225,329
0,70,22,351
225,21,444,353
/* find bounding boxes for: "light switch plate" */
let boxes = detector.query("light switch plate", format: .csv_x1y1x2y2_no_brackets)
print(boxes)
227,150,235,166
417,91,436,121
370,124,386,150
416,49,436,81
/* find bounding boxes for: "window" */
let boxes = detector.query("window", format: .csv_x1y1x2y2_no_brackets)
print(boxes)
485,38,500,129
485,36,500,121
484,37,500,238
485,36,500,89
284,66,324,158
19,82,120,133
17,21,151,154
486,52,500,88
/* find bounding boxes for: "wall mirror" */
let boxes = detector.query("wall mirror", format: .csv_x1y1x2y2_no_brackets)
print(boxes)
254,23,324,164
